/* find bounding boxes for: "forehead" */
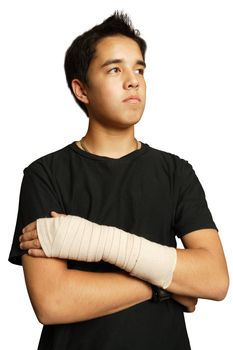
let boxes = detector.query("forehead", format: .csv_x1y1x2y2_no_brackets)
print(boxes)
93,35,143,64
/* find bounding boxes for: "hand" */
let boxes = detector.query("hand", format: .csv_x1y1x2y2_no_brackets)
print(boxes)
171,293,198,313
19,211,66,257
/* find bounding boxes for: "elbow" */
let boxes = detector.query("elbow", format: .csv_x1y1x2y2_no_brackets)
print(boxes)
36,310,55,326
35,302,56,326
216,279,229,301
35,294,83,325
37,310,61,326
211,273,230,301
36,312,51,326
34,296,63,325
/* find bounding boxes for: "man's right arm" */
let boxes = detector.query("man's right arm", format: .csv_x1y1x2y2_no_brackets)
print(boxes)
22,254,152,325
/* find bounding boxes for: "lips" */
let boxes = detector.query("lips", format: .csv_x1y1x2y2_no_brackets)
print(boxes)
123,96,141,103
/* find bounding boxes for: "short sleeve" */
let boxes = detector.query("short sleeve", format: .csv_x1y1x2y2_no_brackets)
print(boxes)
173,159,218,238
8,163,64,265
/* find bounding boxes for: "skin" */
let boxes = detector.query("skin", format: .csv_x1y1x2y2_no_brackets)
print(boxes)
71,35,147,158
20,212,198,313
20,35,229,324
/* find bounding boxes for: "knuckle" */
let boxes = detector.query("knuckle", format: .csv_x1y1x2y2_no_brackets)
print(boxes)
33,239,39,248
33,249,39,256
190,306,195,312
23,232,30,241
20,234,26,242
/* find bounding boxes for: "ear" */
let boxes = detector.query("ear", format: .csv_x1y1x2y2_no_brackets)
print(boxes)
71,79,89,104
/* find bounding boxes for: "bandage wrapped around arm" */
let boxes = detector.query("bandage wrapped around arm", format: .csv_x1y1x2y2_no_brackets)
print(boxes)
37,215,177,289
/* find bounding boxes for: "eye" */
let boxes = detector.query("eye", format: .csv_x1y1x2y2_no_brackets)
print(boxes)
135,68,145,75
108,67,121,74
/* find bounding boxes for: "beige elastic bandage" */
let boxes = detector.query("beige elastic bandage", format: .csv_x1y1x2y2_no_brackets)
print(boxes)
37,215,177,289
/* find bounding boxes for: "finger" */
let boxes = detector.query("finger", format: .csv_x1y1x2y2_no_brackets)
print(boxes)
51,211,66,217
185,298,198,312
20,239,41,251
28,249,46,258
22,221,37,233
185,305,196,313
171,294,197,310
19,229,38,242
193,298,198,306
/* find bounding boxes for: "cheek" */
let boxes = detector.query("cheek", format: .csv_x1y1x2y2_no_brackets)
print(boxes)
144,80,147,90
94,83,121,107
140,78,146,91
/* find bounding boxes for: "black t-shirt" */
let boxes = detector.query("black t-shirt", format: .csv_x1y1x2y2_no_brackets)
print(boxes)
9,141,218,350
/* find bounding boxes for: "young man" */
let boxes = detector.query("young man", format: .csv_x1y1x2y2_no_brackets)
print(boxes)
9,11,229,350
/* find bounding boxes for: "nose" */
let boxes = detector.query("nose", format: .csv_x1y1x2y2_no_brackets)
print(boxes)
123,71,139,90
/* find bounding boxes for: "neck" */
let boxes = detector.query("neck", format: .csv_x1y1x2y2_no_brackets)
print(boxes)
78,119,140,158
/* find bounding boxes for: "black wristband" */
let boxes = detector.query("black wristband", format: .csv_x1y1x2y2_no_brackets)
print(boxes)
151,285,171,302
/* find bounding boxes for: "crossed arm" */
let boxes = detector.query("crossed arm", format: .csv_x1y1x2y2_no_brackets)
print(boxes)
20,211,229,325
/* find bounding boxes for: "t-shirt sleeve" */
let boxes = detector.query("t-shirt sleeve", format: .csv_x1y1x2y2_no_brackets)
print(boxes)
173,158,218,238
8,163,64,266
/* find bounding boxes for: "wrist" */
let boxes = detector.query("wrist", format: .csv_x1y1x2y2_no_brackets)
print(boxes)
150,284,171,303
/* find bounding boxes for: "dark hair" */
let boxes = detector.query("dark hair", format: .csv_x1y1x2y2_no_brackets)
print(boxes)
64,11,147,116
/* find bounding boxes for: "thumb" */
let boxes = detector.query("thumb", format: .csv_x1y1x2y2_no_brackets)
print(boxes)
50,211,66,217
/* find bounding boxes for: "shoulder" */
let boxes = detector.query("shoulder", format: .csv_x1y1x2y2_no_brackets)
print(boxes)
146,144,192,174
23,142,73,176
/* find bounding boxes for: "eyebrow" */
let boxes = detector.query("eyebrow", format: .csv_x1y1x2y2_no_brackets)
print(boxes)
100,59,146,69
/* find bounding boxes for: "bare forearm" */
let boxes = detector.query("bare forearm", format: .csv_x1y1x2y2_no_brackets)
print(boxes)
167,247,229,300
171,293,197,312
22,255,152,325
52,269,152,325
22,221,229,305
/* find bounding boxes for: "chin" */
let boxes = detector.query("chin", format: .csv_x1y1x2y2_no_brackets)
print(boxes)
128,111,144,123
119,115,143,129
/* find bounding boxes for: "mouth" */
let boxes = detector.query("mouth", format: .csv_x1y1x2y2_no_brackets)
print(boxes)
122,96,141,104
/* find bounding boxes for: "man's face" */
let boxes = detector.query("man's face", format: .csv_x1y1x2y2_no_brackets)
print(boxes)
84,35,146,129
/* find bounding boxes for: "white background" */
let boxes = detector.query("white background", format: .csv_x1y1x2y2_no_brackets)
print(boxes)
1,0,232,349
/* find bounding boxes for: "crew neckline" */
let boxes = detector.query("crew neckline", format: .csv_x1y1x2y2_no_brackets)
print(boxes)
69,140,149,161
